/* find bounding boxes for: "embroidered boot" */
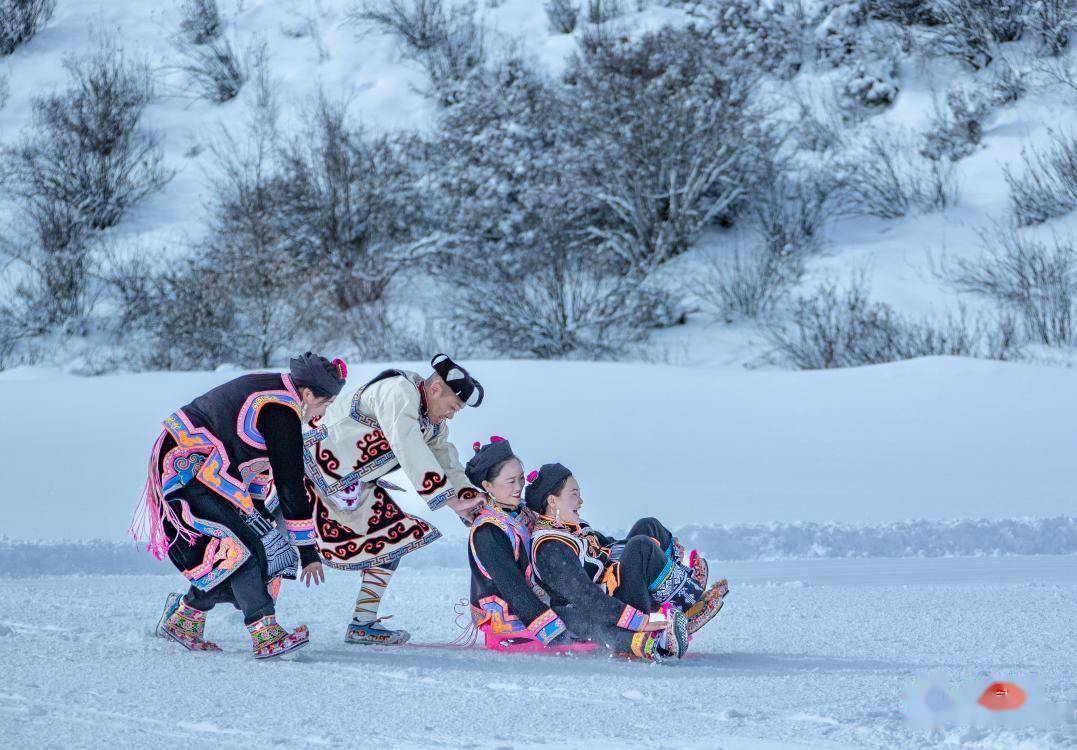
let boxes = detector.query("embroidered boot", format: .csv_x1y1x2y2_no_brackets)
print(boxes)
157,594,221,652
685,579,729,635
687,549,709,589
629,608,690,662
651,561,707,612
345,616,411,645
247,615,309,659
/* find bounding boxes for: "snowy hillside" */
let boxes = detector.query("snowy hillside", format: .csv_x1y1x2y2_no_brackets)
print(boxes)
4,0,1077,368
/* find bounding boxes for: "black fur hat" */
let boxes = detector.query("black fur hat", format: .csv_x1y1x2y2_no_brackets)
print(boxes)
464,437,516,487
523,463,572,514
431,353,484,407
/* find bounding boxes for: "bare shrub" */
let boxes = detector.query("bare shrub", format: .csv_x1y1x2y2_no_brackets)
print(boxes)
1028,0,1077,57
868,0,939,25
586,0,621,25
276,96,428,313
937,226,1077,347
764,272,1021,369
109,151,316,368
178,0,221,45
690,244,804,322
545,0,578,34
339,300,457,361
921,85,991,161
843,130,958,218
1003,130,1077,226
929,0,1025,70
3,41,172,230
349,0,486,99
171,34,247,103
0,0,55,56
458,252,669,359
569,25,759,276
749,153,844,257
788,79,865,152
986,57,1028,105
349,0,448,51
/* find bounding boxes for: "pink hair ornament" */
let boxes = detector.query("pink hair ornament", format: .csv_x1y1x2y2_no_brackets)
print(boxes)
332,358,348,380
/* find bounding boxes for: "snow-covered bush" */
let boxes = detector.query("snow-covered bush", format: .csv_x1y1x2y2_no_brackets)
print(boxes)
929,0,1025,70
0,197,96,341
866,0,938,25
1004,130,1077,226
938,226,1077,347
108,140,314,369
840,59,898,109
0,0,55,56
586,0,622,25
426,56,574,279
788,78,865,151
337,299,456,361
276,96,427,312
422,3,486,102
750,153,843,257
1028,0,1077,57
457,237,673,358
815,0,869,66
920,85,990,161
682,0,804,76
172,34,247,103
764,273,1020,369
566,25,758,275
842,130,958,218
986,57,1028,104
3,41,172,231
178,0,221,45
545,0,578,34
0,70,8,109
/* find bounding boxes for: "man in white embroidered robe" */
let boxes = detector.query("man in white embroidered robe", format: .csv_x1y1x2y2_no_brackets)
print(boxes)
302,354,484,644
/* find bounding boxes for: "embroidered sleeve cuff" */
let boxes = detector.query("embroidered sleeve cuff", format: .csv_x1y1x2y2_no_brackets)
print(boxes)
527,609,567,646
427,487,456,511
285,518,318,546
616,605,649,632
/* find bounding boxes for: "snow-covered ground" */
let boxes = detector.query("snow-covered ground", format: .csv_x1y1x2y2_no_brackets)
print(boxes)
0,358,1073,747
1,557,1073,749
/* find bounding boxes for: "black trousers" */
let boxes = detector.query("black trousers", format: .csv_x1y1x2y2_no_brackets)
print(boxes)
611,517,675,613
165,480,275,625
555,605,636,653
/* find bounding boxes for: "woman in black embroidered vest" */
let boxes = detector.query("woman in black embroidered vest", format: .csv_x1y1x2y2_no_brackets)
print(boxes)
465,439,667,657
131,352,345,659
526,464,729,659
464,438,567,649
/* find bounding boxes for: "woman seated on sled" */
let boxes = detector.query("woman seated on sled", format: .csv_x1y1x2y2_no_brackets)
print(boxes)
524,463,729,659
463,438,681,660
